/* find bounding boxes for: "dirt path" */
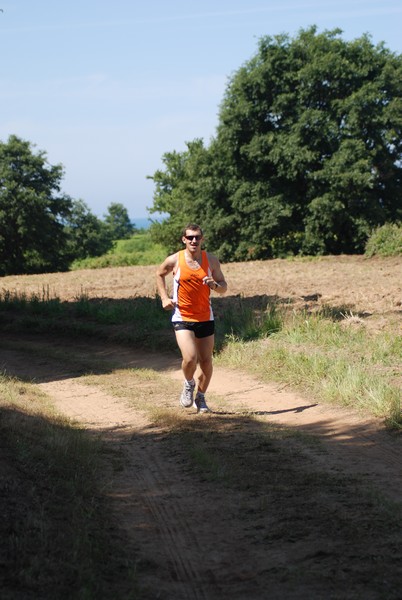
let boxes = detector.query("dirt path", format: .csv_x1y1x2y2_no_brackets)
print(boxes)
1,337,401,599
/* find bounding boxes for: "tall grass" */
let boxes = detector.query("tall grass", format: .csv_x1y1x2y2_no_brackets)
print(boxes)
217,309,401,427
0,374,137,599
216,299,282,347
0,286,62,315
0,288,173,350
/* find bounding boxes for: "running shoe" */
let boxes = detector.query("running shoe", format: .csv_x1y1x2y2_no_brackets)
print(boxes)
180,380,195,408
195,392,210,413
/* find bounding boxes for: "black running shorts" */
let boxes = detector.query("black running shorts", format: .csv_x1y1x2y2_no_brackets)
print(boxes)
172,320,215,338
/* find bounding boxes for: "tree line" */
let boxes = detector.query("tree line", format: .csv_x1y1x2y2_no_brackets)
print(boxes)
148,27,402,260
0,135,134,275
1,27,401,275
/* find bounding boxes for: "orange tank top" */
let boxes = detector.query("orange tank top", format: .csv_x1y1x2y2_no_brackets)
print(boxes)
172,250,214,322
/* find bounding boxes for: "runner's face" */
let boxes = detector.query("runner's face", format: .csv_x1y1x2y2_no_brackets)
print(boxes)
183,230,203,252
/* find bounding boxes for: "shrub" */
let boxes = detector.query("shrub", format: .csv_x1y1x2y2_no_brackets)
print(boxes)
365,223,402,257
70,232,167,269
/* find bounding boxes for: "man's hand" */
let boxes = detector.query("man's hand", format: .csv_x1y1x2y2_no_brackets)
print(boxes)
162,297,176,310
202,276,218,289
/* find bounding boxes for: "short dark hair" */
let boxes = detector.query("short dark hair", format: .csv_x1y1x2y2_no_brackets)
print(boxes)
181,223,203,238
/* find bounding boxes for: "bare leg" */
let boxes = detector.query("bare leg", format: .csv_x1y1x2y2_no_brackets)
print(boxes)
194,334,214,393
175,330,198,381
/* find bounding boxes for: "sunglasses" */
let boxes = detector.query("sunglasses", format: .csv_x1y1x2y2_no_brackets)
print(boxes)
184,235,202,241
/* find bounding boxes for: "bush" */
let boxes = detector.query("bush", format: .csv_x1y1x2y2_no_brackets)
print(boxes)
70,231,167,269
365,223,402,257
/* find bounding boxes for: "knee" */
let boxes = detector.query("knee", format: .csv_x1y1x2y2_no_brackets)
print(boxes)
198,355,213,371
183,355,197,370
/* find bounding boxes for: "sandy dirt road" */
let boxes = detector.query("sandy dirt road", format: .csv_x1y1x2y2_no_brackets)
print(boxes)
1,336,401,599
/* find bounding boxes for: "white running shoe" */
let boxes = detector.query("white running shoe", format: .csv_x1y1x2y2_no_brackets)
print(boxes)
180,380,195,408
195,392,210,413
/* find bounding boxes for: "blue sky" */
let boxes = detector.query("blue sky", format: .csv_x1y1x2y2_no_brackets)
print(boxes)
1,1,401,221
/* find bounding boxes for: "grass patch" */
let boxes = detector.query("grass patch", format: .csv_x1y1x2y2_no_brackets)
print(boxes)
215,298,283,347
216,310,401,427
0,374,138,599
0,289,174,351
71,231,167,269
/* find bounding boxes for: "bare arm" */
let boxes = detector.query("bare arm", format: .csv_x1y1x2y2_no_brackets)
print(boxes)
156,253,178,310
204,254,228,294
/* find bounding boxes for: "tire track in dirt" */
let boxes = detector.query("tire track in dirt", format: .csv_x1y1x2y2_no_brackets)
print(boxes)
38,377,218,599
123,444,212,600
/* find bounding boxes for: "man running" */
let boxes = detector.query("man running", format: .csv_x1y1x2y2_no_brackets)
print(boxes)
156,223,227,413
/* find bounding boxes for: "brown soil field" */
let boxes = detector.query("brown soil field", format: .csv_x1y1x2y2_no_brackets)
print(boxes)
1,255,401,599
1,254,401,328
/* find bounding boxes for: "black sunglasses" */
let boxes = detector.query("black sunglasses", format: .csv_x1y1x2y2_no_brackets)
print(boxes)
184,235,202,241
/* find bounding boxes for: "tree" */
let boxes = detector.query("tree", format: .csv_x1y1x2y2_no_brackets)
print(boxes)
103,202,135,240
149,27,402,258
63,199,113,261
0,135,72,274
149,139,212,251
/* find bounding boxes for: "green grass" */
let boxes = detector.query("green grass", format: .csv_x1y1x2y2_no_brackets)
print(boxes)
0,288,174,350
0,374,138,599
0,286,63,316
216,309,401,427
216,298,283,345
71,231,167,269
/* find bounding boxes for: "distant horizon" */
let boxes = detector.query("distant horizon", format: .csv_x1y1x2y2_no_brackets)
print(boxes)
132,215,167,229
132,217,151,228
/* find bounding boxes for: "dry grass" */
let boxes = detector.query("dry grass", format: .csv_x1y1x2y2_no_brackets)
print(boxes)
0,374,137,599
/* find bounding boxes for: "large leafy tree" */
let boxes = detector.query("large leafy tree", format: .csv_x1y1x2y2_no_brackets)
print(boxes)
0,135,120,274
103,202,135,240
149,139,213,251
63,199,113,261
0,135,72,274
149,138,237,255
149,27,402,259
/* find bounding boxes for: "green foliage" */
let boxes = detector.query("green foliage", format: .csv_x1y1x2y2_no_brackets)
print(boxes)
0,135,72,274
148,139,217,254
103,202,135,240
0,136,137,275
63,198,114,261
70,231,167,269
365,223,402,256
149,27,402,260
